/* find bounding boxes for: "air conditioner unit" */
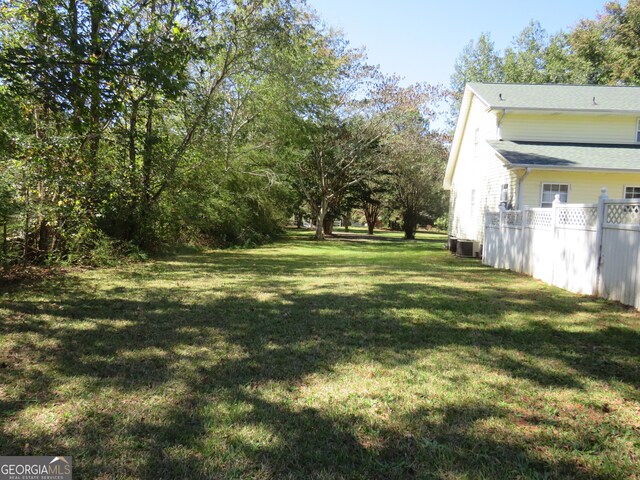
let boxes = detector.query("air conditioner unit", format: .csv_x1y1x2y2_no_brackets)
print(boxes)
448,237,457,254
456,240,481,258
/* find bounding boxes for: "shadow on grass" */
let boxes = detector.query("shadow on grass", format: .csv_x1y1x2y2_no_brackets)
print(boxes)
0,237,638,479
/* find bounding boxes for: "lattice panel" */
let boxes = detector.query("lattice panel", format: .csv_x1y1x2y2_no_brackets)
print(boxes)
526,210,553,228
606,203,640,225
504,211,522,227
487,212,500,227
557,207,598,228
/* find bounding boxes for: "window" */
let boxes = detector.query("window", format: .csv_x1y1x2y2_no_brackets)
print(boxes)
637,119,640,143
541,183,569,208
625,186,640,199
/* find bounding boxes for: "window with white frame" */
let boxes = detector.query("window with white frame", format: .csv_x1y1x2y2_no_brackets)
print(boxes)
540,183,569,208
625,186,640,199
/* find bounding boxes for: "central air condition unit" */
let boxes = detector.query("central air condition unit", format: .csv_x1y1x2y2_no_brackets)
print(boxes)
456,239,481,258
456,239,473,257
448,237,457,253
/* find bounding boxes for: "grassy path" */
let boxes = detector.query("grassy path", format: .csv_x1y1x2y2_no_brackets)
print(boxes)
1,230,639,479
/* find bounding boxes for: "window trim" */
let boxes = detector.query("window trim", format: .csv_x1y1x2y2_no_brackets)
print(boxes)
624,185,640,199
540,183,570,208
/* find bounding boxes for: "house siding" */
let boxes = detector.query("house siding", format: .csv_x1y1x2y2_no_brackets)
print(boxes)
500,113,639,144
449,96,517,242
520,170,640,207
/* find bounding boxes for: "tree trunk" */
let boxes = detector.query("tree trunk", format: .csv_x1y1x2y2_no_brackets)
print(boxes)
323,215,334,235
342,212,351,232
363,201,379,235
23,182,30,262
403,210,417,240
314,197,328,240
2,218,7,265
142,101,155,208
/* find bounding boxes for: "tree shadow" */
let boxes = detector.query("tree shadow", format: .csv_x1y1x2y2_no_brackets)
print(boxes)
0,240,638,478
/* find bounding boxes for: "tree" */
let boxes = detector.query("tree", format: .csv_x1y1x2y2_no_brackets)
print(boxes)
355,174,389,235
450,33,503,100
294,77,440,240
296,117,384,240
0,0,327,260
569,0,640,85
386,118,448,240
503,21,550,83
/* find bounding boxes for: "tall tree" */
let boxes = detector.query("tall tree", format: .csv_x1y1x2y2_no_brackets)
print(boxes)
569,0,640,85
450,33,503,99
387,117,448,240
503,21,550,83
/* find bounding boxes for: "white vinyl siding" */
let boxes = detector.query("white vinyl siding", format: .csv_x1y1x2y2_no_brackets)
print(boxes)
500,113,638,144
449,96,518,242
540,183,569,207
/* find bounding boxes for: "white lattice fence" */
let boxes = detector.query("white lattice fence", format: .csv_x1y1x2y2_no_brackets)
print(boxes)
605,202,640,226
504,211,523,227
483,193,640,309
526,209,553,229
557,205,598,230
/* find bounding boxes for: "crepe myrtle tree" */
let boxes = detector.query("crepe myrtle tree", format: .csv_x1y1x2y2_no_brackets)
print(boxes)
296,75,441,240
387,121,448,240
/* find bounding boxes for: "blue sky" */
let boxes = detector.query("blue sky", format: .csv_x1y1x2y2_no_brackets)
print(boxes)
306,0,614,88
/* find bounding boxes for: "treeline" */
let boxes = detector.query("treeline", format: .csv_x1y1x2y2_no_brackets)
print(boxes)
451,0,640,105
6,1,632,268
0,0,447,267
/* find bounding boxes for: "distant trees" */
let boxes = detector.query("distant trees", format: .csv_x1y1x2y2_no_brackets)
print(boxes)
569,0,640,85
291,72,446,240
451,1,640,114
19,0,640,263
451,33,503,102
0,1,364,264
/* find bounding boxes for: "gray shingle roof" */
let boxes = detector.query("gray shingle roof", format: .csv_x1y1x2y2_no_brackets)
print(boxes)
469,82,640,112
487,140,640,171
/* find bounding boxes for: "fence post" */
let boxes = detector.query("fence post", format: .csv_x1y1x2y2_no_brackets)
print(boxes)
594,187,608,296
498,205,506,269
551,194,562,285
521,206,529,273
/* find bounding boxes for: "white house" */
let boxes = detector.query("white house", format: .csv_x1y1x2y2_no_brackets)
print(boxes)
444,82,640,249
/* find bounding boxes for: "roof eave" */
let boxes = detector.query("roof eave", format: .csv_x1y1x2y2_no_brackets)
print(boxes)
486,106,640,115
487,141,640,173
443,86,478,190
504,164,640,173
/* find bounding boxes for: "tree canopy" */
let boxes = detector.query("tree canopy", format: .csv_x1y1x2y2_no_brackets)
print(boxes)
450,1,640,119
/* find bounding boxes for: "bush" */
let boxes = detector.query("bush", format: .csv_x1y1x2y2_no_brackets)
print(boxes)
434,214,448,232
62,228,147,267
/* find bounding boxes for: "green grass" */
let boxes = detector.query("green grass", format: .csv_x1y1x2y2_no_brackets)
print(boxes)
1,228,639,479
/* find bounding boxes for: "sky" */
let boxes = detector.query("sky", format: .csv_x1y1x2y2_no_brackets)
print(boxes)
306,0,614,88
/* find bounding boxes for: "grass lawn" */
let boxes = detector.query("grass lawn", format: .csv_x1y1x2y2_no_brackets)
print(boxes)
1,228,639,479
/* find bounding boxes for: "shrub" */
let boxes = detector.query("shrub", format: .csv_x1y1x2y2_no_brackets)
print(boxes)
434,214,448,232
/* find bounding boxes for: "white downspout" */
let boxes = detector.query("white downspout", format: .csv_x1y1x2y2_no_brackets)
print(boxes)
496,109,507,139
517,167,531,209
